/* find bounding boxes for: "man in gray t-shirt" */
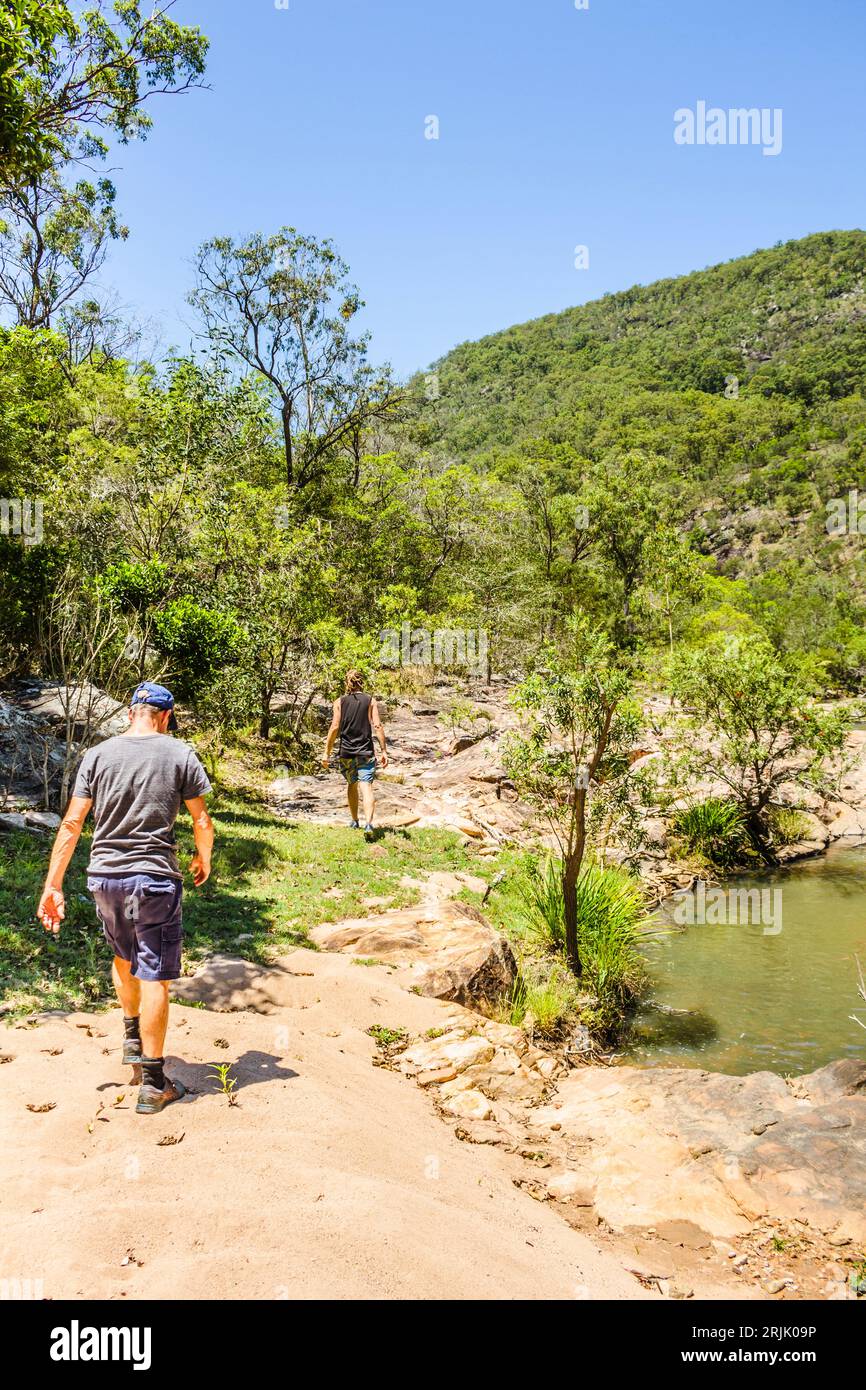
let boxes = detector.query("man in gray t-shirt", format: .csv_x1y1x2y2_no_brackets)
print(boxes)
37,683,214,1115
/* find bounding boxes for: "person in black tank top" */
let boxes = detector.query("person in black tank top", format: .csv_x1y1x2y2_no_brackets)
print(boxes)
338,691,375,759
322,670,388,831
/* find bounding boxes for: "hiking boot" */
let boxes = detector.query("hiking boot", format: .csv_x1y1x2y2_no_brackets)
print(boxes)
348,819,360,829
135,1076,187,1115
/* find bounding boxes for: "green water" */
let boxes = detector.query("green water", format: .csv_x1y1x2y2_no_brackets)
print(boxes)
627,845,866,1076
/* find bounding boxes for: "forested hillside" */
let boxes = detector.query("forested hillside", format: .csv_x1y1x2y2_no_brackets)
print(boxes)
410,231,866,444
397,230,866,684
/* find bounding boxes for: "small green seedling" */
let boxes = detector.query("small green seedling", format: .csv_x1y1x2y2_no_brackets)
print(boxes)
209,1061,238,1106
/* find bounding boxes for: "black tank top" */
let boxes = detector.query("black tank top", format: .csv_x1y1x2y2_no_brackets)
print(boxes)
338,692,374,758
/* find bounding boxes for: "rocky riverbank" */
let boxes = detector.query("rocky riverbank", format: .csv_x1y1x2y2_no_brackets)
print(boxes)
169,936,865,1300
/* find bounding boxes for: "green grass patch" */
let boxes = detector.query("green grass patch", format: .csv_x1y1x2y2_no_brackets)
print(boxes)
768,806,813,846
0,795,490,1018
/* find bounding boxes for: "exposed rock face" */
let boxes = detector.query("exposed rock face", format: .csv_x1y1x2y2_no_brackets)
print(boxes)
0,681,126,811
169,944,861,1296
398,1016,561,1104
270,687,866,886
310,899,517,1007
12,681,126,737
390,1017,866,1293
397,1035,866,1247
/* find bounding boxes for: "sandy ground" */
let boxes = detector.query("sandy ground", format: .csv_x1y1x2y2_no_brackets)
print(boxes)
1,948,663,1302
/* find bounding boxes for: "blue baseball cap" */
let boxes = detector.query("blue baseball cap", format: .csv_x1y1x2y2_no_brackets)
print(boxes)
130,682,178,731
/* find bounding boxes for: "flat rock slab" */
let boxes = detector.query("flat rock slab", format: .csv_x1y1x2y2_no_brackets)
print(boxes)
533,1059,866,1243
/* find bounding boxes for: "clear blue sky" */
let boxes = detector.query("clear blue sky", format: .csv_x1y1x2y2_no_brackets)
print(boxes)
102,0,866,378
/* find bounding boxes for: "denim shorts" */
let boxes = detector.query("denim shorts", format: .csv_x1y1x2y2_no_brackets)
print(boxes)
338,756,377,785
86,874,183,982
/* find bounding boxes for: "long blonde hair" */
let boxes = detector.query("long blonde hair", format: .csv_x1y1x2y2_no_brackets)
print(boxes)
344,669,364,693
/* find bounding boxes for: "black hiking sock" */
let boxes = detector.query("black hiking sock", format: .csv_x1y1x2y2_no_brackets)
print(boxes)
123,1016,141,1040
140,1056,166,1090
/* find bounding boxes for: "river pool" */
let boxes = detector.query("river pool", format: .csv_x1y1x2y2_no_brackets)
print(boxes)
626,845,866,1075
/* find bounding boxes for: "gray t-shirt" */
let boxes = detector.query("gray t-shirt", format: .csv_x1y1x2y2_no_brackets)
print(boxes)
73,734,211,880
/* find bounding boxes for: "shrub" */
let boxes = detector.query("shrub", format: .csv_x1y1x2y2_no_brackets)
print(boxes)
520,856,645,1026
496,963,582,1038
152,597,243,699
671,797,749,869
100,559,169,612
769,806,812,845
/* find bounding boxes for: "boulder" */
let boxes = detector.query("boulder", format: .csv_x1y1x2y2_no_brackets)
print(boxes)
399,1031,496,1076
13,681,126,738
438,1088,495,1121
23,811,61,832
825,803,866,840
310,900,516,1007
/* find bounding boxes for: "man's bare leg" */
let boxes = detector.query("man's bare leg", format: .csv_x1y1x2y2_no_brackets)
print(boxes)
136,979,185,1113
140,980,170,1060
347,781,360,823
112,955,141,1019
360,780,375,827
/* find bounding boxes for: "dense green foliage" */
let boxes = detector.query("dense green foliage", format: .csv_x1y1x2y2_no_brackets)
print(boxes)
5,231,866,714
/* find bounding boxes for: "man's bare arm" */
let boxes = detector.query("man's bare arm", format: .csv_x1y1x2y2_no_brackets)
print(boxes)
185,796,214,886
37,796,92,934
322,699,341,765
370,698,388,768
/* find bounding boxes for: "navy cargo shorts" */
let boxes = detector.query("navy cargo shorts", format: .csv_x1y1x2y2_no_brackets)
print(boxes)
86,874,183,982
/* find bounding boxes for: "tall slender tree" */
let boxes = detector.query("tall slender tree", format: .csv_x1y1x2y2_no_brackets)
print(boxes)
189,228,400,494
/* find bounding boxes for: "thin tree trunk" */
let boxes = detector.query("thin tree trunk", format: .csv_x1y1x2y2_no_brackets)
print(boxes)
258,688,272,740
281,404,293,488
562,788,587,976
562,854,581,976
746,805,777,865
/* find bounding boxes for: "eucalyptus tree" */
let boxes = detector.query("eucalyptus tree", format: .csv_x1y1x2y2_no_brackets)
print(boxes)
0,171,127,330
0,0,208,186
189,227,400,494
